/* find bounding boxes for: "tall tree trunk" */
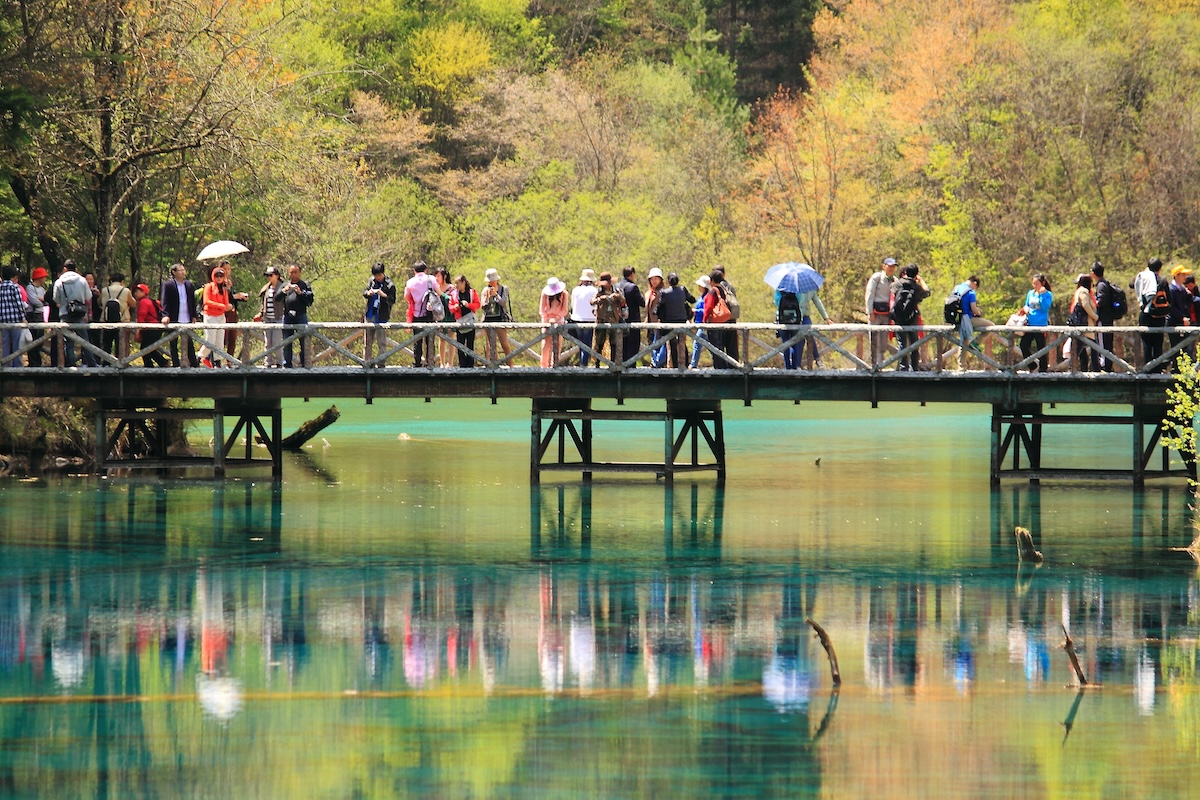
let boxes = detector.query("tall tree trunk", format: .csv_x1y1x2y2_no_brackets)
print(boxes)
8,176,63,272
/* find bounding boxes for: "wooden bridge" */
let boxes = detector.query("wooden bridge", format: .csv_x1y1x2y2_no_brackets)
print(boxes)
0,320,1193,484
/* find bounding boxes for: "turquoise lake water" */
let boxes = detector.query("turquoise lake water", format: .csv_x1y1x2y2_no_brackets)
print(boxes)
0,399,1198,798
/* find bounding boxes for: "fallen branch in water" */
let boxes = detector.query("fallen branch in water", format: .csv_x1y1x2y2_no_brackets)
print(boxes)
1015,526,1043,563
259,405,340,451
1061,623,1088,687
806,618,841,687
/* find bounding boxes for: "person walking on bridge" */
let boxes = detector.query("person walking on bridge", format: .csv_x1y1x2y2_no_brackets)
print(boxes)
865,258,897,368
890,265,929,371
618,266,644,367
1167,264,1194,370
570,269,598,367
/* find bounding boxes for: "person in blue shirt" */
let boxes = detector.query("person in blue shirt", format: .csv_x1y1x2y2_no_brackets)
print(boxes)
1019,274,1053,372
943,275,995,368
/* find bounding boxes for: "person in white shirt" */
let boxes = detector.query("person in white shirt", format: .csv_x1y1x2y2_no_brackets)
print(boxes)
570,269,598,367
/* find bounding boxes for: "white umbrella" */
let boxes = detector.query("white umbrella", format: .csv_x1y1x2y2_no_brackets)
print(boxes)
197,240,249,261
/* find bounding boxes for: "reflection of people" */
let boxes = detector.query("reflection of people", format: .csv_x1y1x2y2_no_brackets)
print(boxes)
538,572,564,693
763,571,813,712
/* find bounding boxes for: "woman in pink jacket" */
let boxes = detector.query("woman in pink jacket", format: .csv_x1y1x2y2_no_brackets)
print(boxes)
539,277,569,367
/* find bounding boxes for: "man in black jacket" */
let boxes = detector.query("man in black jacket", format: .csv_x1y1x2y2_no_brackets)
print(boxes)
363,262,397,365
283,264,315,368
618,266,645,367
1167,264,1194,370
1090,262,1115,372
160,263,199,367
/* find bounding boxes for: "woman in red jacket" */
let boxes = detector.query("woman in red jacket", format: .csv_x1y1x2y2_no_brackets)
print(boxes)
198,266,232,368
448,274,481,368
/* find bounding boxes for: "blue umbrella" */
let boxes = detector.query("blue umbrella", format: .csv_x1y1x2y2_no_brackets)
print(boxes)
764,262,824,294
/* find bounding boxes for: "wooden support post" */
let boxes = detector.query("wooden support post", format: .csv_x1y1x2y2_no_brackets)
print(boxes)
212,410,225,477
663,414,674,485
1133,407,1145,489
530,405,541,485
990,406,1002,487
94,406,107,470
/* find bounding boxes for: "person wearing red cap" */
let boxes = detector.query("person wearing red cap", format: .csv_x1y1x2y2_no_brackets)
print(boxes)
134,283,169,367
25,267,50,366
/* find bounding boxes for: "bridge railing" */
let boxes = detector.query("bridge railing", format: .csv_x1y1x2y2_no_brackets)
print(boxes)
0,320,1193,375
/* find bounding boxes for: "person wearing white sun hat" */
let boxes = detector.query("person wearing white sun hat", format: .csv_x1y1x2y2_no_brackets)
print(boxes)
481,267,513,364
570,269,598,366
539,276,569,367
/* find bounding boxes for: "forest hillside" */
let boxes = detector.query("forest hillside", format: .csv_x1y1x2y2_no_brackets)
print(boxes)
1,0,1198,322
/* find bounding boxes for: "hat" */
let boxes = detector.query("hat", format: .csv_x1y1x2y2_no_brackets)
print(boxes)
263,266,280,276
579,268,596,283
212,268,225,278
695,275,711,288
598,271,613,283
485,268,501,282
883,257,897,266
136,283,150,294
371,262,385,275
647,267,663,280
1171,265,1192,278
31,267,49,280
543,277,566,296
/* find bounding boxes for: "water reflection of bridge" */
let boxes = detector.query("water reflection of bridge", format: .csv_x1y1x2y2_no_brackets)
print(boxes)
4,480,1200,796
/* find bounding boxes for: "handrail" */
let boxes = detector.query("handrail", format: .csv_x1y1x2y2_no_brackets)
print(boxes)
0,320,1192,376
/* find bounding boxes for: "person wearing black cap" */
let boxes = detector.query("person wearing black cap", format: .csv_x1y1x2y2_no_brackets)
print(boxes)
257,267,287,367
1134,257,1167,371
363,262,397,365
865,257,897,367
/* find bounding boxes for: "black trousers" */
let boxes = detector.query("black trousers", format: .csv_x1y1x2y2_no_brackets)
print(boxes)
413,313,434,366
169,331,198,368
622,329,641,367
1020,330,1048,372
1141,314,1165,372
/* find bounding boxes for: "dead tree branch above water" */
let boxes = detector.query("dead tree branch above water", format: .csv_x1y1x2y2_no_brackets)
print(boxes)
1061,624,1089,687
806,618,841,687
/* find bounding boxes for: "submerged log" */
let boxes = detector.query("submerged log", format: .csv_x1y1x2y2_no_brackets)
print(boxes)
1061,623,1088,687
1015,526,1043,563
279,405,340,451
806,618,842,687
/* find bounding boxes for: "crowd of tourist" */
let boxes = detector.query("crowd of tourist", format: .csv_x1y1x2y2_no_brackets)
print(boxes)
0,255,1192,371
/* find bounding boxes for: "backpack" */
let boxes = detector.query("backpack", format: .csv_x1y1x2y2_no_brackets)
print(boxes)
777,292,801,325
420,279,444,320
721,281,741,321
943,289,963,325
104,287,123,323
1107,284,1128,319
892,284,919,325
1146,281,1170,318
